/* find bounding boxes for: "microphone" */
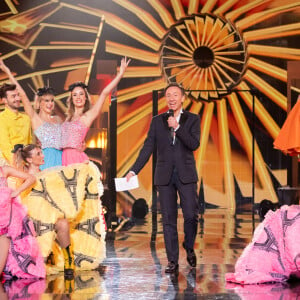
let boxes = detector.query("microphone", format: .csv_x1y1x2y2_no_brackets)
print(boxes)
168,109,175,144
168,109,174,132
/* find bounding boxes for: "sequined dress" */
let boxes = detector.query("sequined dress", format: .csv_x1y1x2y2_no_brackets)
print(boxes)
61,120,89,166
34,122,62,170
0,167,45,279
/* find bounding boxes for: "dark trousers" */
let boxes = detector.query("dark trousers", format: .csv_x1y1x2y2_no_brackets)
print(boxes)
157,169,199,263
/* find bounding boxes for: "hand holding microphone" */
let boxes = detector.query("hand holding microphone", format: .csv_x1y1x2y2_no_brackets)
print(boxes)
168,109,178,144
167,109,177,131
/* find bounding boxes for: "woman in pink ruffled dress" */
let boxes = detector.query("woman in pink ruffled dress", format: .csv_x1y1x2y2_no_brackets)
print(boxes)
0,163,45,279
226,204,300,284
61,57,130,166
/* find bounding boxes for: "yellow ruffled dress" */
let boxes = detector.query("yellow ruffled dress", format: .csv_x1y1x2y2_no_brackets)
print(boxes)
21,162,106,273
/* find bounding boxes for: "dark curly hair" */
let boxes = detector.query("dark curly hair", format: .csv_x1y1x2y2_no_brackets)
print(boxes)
0,83,17,99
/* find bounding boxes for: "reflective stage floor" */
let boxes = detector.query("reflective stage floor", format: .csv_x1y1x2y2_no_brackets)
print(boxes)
2,208,300,299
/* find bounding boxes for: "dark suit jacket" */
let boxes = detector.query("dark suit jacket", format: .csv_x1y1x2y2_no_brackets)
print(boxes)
131,110,200,185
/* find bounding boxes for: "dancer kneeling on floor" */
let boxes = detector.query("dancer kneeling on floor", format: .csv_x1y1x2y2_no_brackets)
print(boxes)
0,159,45,279
226,201,300,284
13,144,106,277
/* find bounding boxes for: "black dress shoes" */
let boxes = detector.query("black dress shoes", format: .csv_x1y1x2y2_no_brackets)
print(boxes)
165,261,179,274
186,249,196,267
183,242,197,268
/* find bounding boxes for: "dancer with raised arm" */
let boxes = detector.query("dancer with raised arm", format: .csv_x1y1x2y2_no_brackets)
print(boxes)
61,57,130,165
0,59,62,170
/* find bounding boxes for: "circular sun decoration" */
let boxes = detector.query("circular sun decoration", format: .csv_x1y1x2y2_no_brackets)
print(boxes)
161,14,247,102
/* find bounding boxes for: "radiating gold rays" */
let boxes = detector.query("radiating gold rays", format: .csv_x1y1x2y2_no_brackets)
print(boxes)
147,0,175,28
1,0,300,209
112,0,166,39
0,2,59,35
243,23,300,41
75,4,162,51
4,0,18,14
0,14,105,110
161,14,246,102
106,41,160,64
228,92,277,202
105,0,299,207
235,2,300,31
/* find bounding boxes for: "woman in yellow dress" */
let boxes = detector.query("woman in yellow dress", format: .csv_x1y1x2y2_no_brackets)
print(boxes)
13,144,106,277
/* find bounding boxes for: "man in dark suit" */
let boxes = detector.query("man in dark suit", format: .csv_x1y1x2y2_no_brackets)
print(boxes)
126,82,200,274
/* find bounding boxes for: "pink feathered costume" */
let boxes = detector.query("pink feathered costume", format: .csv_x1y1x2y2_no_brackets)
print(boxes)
226,205,300,284
0,168,45,279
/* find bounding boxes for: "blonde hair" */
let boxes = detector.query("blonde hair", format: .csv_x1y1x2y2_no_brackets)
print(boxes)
13,144,40,172
34,87,55,113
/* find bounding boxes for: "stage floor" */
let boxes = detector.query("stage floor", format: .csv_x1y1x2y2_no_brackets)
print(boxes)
2,208,300,299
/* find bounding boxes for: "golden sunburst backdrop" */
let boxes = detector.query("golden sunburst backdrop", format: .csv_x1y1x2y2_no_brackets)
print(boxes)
0,0,300,212
161,13,247,101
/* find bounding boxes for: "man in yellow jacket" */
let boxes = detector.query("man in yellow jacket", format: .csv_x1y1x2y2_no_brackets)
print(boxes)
0,83,32,164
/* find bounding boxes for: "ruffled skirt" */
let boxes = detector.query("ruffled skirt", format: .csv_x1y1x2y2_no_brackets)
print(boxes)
0,187,45,279
21,162,106,273
62,148,89,166
274,96,300,156
226,205,300,284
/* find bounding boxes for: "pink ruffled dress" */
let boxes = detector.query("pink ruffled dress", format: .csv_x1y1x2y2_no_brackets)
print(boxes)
61,119,89,166
226,205,300,284
0,167,45,279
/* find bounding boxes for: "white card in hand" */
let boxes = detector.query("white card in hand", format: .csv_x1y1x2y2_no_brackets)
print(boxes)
114,175,139,192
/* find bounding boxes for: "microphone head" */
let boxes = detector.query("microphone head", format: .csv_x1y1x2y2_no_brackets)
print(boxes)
168,109,174,116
